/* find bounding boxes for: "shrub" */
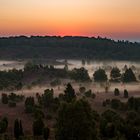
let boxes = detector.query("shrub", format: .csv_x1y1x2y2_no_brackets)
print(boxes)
79,87,86,93
127,97,135,110
25,97,35,107
8,93,16,101
14,119,24,139
0,117,8,134
103,99,111,107
8,93,24,102
33,118,44,136
1,94,8,104
127,97,140,111
43,89,54,107
124,89,129,98
64,83,76,102
114,88,120,96
84,90,92,97
25,97,35,113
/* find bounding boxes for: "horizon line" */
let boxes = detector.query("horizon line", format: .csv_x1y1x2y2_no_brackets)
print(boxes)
0,34,139,43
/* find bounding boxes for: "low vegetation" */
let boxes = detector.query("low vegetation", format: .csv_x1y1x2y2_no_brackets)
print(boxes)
0,83,140,140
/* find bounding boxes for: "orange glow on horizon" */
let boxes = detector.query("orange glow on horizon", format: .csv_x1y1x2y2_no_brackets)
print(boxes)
0,0,140,41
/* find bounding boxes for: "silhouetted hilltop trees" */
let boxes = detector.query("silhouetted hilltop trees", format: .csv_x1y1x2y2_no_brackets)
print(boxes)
0,36,140,60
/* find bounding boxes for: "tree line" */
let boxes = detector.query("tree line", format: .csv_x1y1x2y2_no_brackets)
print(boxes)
0,63,138,90
0,36,140,60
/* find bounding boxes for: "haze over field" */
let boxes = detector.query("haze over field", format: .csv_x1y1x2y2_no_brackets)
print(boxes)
0,0,140,41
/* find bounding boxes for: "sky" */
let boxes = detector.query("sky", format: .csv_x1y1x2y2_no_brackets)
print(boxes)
0,0,140,41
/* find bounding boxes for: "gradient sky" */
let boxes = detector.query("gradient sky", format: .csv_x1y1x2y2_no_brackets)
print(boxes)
0,0,140,41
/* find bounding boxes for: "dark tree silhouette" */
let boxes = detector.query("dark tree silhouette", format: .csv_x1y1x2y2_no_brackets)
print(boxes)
19,120,24,136
14,119,20,139
33,118,44,136
1,94,8,104
123,68,136,82
0,117,8,134
114,88,120,96
110,67,121,82
124,89,129,98
70,67,90,81
55,99,98,140
93,69,107,82
64,83,76,102
43,127,50,140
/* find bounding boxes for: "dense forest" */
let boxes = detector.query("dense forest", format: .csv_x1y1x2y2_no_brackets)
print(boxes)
0,36,140,60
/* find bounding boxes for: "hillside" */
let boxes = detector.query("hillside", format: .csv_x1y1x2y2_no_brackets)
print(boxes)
0,36,140,60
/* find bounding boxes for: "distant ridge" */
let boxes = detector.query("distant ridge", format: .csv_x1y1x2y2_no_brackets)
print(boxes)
0,36,140,60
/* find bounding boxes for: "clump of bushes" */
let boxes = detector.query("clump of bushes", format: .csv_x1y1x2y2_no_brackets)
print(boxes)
1,93,8,104
14,119,24,139
8,93,24,102
0,117,8,134
36,88,60,112
32,118,50,139
114,88,120,96
127,97,140,111
25,97,35,113
79,86,86,94
102,99,111,107
84,90,96,99
84,90,92,97
1,93,24,105
0,69,23,90
124,89,129,98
